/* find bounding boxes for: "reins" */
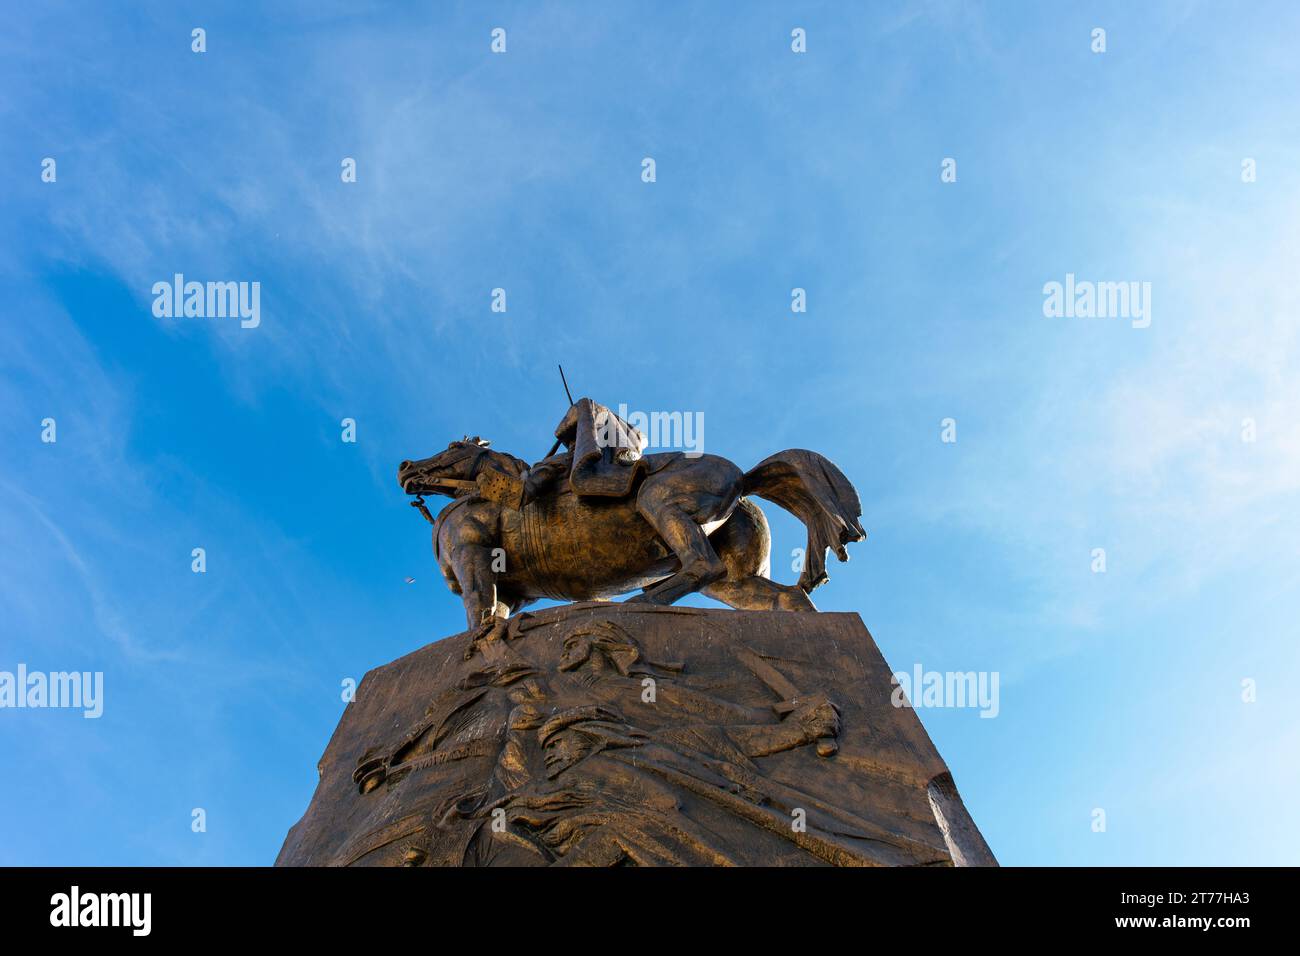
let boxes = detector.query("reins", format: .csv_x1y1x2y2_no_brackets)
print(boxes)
409,478,478,525
410,496,436,525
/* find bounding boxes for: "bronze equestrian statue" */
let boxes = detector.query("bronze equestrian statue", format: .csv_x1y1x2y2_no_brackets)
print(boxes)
398,398,865,631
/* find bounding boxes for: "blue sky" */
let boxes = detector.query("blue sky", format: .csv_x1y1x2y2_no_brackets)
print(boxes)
2,1,1298,865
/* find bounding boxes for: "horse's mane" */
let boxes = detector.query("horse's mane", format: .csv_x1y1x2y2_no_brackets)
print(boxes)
485,447,529,478
451,439,528,479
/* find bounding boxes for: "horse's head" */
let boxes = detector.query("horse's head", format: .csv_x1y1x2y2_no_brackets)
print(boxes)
397,437,494,497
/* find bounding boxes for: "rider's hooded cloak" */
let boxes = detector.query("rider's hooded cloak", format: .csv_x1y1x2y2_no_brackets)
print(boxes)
552,398,648,498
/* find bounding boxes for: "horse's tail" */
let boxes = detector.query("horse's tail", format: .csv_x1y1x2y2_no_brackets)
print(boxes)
742,449,866,593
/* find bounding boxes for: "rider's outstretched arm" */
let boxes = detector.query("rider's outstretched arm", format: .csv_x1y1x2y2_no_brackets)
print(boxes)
522,453,571,505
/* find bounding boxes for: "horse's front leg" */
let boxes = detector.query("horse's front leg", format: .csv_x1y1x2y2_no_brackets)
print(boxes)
452,545,513,660
451,544,503,632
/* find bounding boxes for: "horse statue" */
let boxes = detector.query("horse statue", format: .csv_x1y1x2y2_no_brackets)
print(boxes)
397,423,866,633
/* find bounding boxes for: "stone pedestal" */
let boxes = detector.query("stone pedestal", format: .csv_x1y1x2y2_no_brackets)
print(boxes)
277,604,996,867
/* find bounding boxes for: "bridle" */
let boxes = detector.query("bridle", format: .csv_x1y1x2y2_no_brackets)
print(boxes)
409,444,492,526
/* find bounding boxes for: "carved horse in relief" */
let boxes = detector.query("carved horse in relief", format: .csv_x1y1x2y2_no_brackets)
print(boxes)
397,439,865,631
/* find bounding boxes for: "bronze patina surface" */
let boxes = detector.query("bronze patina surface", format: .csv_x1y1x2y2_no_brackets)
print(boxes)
277,399,995,866
396,398,866,633
277,603,996,867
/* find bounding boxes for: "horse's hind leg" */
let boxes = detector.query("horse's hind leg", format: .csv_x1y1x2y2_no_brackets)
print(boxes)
703,498,817,612
628,476,730,606
706,575,817,612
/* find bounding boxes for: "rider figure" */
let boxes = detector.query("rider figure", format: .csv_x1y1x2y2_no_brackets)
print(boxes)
489,398,647,508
